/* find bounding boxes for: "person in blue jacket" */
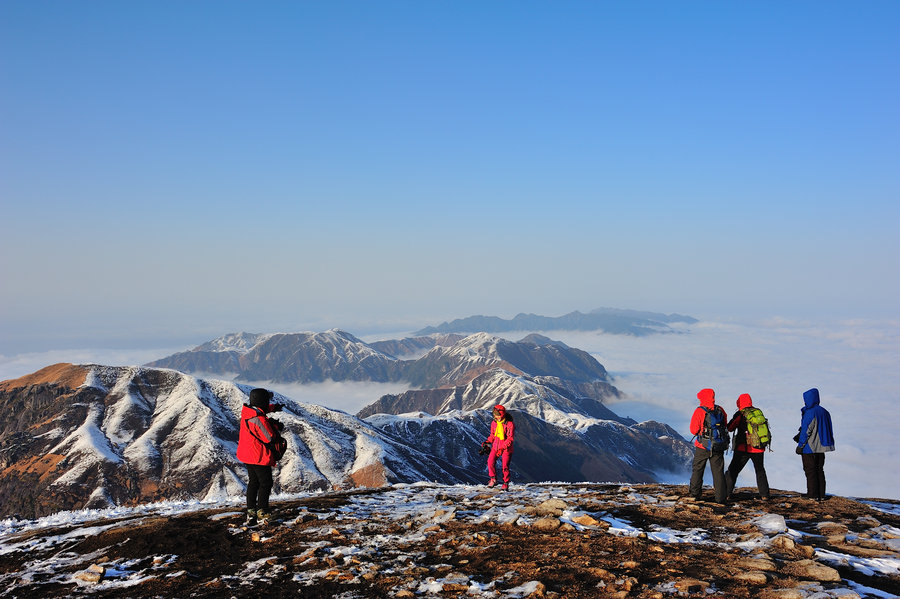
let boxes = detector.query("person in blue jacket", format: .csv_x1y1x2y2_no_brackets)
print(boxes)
794,388,835,501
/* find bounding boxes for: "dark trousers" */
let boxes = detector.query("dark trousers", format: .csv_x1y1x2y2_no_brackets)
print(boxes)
725,451,770,499
246,464,273,511
689,446,726,502
801,453,827,499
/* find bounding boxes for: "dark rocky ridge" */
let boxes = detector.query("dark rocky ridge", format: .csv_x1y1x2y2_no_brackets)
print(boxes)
415,308,699,336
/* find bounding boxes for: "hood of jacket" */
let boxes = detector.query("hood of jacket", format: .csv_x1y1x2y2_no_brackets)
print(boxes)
737,393,753,410
697,388,716,409
803,388,820,410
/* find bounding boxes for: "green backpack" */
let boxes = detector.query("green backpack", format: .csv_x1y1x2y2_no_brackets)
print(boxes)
741,406,771,450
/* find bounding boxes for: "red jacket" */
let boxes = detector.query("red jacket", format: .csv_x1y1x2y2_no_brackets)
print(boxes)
727,393,765,454
487,418,515,453
237,404,279,466
689,388,725,450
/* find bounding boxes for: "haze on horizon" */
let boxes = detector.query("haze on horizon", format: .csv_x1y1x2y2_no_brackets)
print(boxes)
1,2,898,356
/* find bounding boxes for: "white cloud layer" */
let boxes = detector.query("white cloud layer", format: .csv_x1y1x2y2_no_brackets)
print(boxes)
2,316,897,500
508,317,900,501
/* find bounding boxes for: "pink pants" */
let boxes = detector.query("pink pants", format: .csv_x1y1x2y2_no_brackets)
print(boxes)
487,448,511,483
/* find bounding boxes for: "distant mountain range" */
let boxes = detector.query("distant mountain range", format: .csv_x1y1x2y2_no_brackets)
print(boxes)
414,308,698,336
0,326,694,518
146,330,616,388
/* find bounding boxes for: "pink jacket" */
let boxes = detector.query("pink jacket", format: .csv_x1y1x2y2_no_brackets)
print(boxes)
487,419,515,453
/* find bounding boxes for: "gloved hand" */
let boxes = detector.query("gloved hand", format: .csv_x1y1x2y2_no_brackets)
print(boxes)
270,403,283,412
792,433,800,443
479,441,491,455
795,446,803,455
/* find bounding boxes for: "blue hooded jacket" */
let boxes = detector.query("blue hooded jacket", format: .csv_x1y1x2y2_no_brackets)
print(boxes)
798,388,835,453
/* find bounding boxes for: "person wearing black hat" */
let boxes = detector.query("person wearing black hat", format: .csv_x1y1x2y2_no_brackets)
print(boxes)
236,388,283,525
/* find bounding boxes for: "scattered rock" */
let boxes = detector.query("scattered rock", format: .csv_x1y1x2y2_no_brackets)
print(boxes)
532,517,562,531
856,515,881,528
674,578,709,593
783,559,842,582
817,521,849,535
535,499,568,516
760,589,805,599
73,564,105,584
571,514,602,527
734,557,777,571
770,534,795,551
733,570,769,585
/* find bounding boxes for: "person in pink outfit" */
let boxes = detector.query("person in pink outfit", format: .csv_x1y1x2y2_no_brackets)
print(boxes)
484,404,515,491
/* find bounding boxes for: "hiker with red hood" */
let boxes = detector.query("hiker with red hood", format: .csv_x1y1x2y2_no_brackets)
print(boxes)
724,393,770,501
237,388,283,525
688,388,728,503
483,404,515,491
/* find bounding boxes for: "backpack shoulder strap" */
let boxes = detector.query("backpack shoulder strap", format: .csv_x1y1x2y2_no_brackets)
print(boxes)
245,407,274,445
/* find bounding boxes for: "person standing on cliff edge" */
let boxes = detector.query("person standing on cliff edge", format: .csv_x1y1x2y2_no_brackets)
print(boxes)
688,388,728,503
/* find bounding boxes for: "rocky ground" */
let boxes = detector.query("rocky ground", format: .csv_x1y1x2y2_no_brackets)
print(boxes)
1,483,898,598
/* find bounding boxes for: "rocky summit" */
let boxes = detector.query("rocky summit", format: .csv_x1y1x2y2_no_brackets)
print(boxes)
1,483,897,598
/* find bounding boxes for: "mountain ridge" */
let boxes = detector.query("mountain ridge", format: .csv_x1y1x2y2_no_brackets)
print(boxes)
415,308,699,336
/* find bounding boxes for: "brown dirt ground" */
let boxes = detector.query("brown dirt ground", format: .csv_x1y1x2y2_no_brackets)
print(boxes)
1,485,898,598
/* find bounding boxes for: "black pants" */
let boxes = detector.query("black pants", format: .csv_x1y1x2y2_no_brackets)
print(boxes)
246,464,273,511
801,453,827,500
689,447,726,503
725,451,770,499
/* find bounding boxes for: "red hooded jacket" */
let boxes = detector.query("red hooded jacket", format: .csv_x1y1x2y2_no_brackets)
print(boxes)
237,404,279,466
689,388,725,450
727,393,765,454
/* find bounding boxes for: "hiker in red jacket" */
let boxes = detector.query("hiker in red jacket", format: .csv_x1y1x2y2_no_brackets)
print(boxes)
484,404,515,491
724,393,770,501
688,388,728,503
237,388,283,525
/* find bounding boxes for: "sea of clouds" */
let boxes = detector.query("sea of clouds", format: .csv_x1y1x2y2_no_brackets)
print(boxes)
2,316,897,500
516,317,900,501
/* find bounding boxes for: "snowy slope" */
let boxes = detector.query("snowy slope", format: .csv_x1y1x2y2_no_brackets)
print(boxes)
0,364,479,519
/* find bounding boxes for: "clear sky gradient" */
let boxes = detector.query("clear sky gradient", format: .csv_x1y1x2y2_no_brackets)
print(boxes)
2,1,898,353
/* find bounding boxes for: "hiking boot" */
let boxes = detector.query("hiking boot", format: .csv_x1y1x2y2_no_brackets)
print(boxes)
245,509,258,526
501,483,509,491
487,478,496,488
257,510,272,525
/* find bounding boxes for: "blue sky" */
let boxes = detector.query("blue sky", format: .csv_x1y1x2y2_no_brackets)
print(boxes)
2,1,899,353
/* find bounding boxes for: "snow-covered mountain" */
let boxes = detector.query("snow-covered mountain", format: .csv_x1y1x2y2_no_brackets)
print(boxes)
145,330,616,392
146,329,403,383
0,332,693,519
0,364,478,519
360,368,692,484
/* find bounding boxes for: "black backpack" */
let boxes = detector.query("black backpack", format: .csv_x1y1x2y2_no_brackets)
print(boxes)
700,405,729,452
